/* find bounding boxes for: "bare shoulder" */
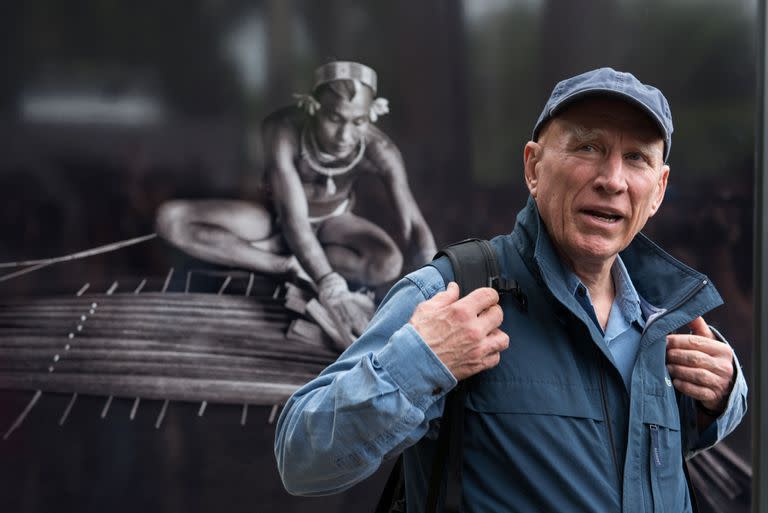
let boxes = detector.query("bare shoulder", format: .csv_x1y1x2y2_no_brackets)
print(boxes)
262,106,304,144
363,124,404,175
262,106,304,161
365,124,398,151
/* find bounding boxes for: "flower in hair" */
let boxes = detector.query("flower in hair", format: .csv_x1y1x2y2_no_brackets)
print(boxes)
369,97,390,122
293,93,321,116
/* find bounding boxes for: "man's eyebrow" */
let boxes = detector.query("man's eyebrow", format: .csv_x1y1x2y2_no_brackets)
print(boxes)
565,124,604,143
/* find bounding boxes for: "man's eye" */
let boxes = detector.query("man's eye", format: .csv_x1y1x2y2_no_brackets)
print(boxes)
580,144,596,152
625,152,645,162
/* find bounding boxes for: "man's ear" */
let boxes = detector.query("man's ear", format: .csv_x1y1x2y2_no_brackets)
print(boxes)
649,164,670,217
523,141,542,197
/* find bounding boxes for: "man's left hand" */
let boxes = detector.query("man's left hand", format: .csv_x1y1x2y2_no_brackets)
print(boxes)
666,316,735,415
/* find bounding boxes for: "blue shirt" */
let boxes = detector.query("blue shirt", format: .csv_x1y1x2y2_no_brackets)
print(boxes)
563,256,645,391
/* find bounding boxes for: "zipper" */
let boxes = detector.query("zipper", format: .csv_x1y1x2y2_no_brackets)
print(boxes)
649,424,662,467
643,279,707,334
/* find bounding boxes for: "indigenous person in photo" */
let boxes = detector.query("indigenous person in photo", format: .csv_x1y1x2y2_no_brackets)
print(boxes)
274,68,748,512
156,61,436,346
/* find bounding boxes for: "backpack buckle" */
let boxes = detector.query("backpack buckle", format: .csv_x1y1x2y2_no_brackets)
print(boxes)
490,277,528,312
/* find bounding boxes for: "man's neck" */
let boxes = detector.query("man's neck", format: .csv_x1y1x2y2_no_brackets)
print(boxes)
569,258,616,330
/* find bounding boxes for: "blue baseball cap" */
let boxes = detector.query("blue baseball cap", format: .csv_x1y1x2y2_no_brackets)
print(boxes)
532,67,673,162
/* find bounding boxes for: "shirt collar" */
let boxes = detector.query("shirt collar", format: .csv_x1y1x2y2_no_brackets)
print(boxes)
561,255,645,329
611,256,645,327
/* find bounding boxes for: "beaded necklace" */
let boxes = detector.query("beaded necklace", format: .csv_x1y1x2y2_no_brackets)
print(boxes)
300,125,366,195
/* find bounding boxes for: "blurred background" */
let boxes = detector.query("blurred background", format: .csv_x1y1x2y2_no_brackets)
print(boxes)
0,0,757,511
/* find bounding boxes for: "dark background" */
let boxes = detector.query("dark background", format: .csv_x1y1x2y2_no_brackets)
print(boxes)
0,1,756,511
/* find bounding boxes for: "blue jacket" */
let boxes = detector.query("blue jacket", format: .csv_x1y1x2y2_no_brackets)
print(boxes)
275,197,748,512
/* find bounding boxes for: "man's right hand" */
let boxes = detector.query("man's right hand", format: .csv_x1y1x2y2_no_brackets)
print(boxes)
409,282,508,381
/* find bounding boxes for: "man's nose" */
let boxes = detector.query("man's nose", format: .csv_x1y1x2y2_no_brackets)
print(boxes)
594,152,628,194
337,123,355,144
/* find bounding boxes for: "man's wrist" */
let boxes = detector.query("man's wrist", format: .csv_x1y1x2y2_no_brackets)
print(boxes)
317,271,336,285
317,272,347,295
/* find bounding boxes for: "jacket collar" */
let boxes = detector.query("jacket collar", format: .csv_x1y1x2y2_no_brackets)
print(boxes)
510,195,722,319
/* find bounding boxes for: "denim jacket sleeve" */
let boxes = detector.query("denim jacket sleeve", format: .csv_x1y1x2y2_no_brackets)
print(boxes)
681,326,749,457
274,266,457,496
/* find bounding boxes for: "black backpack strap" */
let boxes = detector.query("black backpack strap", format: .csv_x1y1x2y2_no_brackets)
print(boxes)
375,457,406,513
432,239,527,312
376,238,523,513
427,239,515,513
428,382,467,513
433,239,499,294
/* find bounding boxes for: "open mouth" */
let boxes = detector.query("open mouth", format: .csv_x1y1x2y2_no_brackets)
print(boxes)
583,209,623,223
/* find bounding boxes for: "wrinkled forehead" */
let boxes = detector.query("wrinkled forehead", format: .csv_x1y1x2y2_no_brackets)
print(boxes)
545,97,666,148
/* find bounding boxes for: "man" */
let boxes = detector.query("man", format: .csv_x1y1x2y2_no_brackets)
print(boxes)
156,61,436,345
274,68,747,512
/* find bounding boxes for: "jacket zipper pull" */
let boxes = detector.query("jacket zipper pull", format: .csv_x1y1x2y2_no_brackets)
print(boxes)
650,424,662,467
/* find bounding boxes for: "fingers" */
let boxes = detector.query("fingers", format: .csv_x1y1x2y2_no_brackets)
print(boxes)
666,324,735,410
458,287,500,314
464,328,510,377
666,333,730,358
669,378,723,405
687,316,714,339
477,303,504,332
428,281,460,307
667,364,725,389
665,346,732,375
410,283,505,381
486,327,510,354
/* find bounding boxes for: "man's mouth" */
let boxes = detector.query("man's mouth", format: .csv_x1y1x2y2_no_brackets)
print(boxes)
583,209,623,223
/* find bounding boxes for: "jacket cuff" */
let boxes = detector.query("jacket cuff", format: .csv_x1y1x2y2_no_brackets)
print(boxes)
376,323,457,411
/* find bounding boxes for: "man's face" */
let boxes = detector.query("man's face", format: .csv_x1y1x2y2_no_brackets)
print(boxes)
523,97,669,272
313,85,372,158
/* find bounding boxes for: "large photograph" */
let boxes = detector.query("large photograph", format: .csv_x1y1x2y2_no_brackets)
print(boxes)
0,1,756,512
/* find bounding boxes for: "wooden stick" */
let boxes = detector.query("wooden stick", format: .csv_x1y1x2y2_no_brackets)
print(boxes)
161,268,174,293
245,273,255,297
59,392,78,426
217,276,232,295
3,390,42,440
155,399,169,429
100,395,113,419
129,397,141,420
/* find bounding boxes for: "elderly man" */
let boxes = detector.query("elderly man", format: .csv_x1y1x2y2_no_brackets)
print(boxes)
274,68,747,512
156,61,436,344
